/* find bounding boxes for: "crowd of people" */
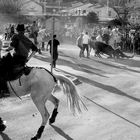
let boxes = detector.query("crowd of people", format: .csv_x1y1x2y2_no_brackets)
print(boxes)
76,25,140,58
3,21,61,66
92,25,140,54
4,21,39,45
1,21,140,68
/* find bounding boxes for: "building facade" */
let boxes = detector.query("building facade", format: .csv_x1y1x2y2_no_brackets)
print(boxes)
62,2,117,22
88,5,117,21
126,0,140,24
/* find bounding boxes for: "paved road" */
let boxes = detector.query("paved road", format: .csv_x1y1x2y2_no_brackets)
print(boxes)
1,44,140,140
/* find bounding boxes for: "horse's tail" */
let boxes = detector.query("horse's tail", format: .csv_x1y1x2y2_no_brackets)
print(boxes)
55,74,87,114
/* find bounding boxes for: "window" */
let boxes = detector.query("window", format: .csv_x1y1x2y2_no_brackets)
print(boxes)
82,10,86,14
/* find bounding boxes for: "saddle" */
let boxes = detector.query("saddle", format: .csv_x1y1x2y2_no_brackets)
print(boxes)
0,65,32,97
0,53,33,97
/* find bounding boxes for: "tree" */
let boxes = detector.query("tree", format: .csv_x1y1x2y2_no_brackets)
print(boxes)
86,11,99,25
0,0,35,23
95,0,132,26
108,18,122,26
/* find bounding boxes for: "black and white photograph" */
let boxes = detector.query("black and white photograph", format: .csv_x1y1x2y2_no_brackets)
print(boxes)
0,0,140,140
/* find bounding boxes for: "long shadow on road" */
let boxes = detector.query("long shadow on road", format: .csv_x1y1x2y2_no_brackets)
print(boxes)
92,58,140,74
34,54,140,102
35,53,140,75
57,69,140,103
51,125,74,140
110,56,140,68
0,132,12,140
77,76,140,103
34,55,108,78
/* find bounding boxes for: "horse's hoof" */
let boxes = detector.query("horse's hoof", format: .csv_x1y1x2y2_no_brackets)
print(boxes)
31,136,38,140
0,124,6,132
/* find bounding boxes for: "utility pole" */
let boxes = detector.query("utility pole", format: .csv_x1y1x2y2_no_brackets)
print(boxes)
0,40,2,59
107,0,109,17
51,9,56,73
51,0,62,73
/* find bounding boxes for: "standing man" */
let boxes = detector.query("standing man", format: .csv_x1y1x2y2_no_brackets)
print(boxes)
76,33,84,57
30,21,41,54
102,25,112,44
82,32,90,58
30,21,39,45
47,34,60,68
96,30,103,42
0,39,2,58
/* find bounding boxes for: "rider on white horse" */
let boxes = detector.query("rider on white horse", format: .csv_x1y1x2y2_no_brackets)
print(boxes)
0,24,38,95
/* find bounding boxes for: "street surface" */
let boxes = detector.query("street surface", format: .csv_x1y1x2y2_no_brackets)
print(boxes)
1,44,140,140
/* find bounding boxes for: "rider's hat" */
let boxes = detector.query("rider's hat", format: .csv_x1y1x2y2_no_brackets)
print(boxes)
16,24,25,32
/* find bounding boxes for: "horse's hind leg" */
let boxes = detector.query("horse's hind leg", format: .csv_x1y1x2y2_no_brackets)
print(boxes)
48,95,59,124
31,95,49,140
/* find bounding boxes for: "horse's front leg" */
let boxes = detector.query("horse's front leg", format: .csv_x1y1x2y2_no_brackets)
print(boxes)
31,95,49,140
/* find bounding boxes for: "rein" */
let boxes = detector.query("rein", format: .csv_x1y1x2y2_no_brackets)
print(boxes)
8,81,22,100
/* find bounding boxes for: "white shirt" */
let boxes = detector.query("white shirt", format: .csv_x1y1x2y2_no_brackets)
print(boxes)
96,35,103,42
82,34,90,44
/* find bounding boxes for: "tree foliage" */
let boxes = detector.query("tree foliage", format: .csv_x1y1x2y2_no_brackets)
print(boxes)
95,0,132,26
0,0,33,23
86,11,99,23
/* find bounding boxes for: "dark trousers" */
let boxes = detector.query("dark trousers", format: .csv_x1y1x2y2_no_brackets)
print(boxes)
13,55,27,66
102,34,110,45
78,45,84,57
51,53,58,68
32,32,38,45
82,44,89,57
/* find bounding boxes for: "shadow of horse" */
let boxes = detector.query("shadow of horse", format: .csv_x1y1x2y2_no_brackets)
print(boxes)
51,125,74,140
0,132,12,140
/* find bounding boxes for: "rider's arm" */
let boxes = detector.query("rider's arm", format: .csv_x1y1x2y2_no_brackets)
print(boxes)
10,34,18,49
26,43,38,62
31,43,38,52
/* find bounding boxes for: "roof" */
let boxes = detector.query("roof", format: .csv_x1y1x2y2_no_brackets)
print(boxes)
66,2,93,12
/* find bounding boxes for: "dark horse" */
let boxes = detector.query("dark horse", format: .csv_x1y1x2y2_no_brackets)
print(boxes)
89,40,134,59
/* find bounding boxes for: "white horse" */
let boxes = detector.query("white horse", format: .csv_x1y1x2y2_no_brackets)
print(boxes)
0,66,86,140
